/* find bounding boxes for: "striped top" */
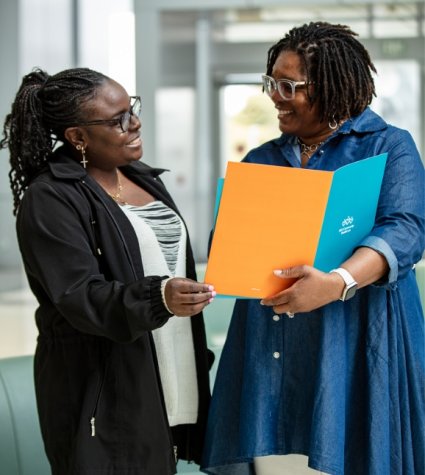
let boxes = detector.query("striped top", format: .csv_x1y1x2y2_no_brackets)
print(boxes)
123,201,182,275
119,200,199,426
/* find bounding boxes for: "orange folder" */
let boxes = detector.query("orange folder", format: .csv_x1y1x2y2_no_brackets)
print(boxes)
205,162,332,298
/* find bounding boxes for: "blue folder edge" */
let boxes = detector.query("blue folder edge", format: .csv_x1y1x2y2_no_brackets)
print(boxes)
210,178,246,299
313,152,388,271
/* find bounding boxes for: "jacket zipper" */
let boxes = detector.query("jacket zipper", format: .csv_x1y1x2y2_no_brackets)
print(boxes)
89,362,108,437
90,417,96,437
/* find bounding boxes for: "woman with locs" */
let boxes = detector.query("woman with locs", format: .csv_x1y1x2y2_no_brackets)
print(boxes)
201,22,424,475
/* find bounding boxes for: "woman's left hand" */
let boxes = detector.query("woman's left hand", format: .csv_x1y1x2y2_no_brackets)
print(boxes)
260,265,344,315
164,277,216,317
260,247,389,315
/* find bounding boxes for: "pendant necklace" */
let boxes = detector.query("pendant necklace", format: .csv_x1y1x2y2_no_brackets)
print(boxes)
107,170,128,205
297,138,324,162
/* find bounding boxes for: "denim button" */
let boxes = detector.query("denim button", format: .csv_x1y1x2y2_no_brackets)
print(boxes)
273,314,280,321
273,352,280,359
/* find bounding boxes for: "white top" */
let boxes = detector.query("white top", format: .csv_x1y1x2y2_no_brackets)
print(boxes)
120,201,199,426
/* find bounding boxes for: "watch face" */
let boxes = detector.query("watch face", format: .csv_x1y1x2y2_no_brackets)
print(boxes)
344,284,358,301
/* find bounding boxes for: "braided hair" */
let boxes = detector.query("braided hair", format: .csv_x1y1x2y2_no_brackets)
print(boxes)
1,67,109,215
266,22,376,124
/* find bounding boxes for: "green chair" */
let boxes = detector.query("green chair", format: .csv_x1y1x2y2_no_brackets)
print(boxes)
0,355,206,475
177,460,203,473
0,355,49,475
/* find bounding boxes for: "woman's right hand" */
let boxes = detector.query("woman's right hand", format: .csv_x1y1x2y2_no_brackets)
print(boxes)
163,277,216,317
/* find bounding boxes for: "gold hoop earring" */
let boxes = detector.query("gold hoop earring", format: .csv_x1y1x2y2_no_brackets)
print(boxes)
76,144,88,168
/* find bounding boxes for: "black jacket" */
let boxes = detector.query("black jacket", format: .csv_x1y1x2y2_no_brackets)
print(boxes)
16,146,211,474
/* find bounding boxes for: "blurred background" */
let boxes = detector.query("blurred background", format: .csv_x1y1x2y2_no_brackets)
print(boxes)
0,2,423,473
0,0,423,358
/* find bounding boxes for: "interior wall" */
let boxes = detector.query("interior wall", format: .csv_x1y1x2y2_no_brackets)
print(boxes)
136,4,424,260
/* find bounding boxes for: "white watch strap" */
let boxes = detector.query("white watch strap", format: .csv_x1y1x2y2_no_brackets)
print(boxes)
330,267,356,286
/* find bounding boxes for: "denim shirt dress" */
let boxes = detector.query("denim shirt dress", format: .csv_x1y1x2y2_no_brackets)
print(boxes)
201,108,425,475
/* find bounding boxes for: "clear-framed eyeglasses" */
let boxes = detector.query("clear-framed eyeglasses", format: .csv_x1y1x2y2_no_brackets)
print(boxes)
262,75,311,101
77,96,142,133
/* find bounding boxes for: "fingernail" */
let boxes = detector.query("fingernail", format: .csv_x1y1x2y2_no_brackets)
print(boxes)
208,297,214,303
211,291,217,297
208,285,215,291
260,300,265,305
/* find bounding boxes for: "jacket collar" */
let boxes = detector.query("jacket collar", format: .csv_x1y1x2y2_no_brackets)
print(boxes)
48,145,168,180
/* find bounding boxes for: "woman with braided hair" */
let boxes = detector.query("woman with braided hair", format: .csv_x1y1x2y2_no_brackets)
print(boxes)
1,67,216,474
201,22,424,475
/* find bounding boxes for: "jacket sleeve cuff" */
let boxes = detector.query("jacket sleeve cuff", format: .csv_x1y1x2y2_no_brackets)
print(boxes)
151,276,174,317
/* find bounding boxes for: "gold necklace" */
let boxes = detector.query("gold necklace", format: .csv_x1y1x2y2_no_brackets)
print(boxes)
107,170,128,205
298,119,346,163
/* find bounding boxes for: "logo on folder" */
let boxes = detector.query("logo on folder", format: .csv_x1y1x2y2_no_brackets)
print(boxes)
339,216,355,235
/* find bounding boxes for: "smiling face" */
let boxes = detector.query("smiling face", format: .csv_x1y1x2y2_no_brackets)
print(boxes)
270,51,330,143
73,79,143,170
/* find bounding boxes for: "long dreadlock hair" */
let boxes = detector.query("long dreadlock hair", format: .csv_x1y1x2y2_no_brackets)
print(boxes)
265,22,376,124
0,67,109,215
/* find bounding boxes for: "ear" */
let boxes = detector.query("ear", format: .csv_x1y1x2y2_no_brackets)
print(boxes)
64,126,87,149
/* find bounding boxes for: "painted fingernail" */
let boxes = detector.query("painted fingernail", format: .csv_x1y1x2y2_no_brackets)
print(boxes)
208,285,215,291
208,298,214,303
211,291,217,297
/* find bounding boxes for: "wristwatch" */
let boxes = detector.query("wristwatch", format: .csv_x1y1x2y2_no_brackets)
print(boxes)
330,268,358,301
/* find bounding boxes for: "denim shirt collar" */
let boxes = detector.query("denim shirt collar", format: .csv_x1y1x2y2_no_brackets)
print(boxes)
338,107,388,134
277,107,388,148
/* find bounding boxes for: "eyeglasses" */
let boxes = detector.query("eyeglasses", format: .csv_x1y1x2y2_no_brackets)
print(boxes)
262,75,311,101
77,96,142,133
